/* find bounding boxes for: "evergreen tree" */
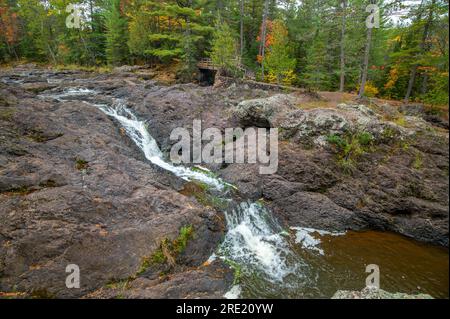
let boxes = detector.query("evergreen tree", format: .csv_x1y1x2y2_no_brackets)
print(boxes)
104,0,128,66
210,16,238,75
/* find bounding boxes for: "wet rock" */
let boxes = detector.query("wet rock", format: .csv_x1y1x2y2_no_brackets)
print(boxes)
86,260,234,299
332,287,433,299
0,67,448,300
0,81,225,298
22,82,57,94
269,191,362,232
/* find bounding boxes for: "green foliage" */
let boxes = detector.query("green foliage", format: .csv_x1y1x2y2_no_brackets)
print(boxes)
210,16,238,75
264,20,296,85
104,0,128,66
75,158,89,170
0,0,447,105
327,131,374,173
412,152,424,170
0,107,15,121
137,225,194,275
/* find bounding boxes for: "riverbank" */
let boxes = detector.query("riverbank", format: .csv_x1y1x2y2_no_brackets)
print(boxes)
0,65,448,298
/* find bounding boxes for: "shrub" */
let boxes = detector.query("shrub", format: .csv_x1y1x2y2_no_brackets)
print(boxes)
327,131,374,173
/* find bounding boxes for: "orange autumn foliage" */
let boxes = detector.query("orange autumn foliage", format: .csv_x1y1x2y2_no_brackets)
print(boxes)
0,4,19,44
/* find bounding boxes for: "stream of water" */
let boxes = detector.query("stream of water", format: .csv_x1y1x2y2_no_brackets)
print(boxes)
39,86,449,299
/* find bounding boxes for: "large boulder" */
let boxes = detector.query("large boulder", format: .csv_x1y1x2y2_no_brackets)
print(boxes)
234,94,298,128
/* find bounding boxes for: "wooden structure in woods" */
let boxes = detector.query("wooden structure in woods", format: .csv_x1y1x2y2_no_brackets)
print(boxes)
197,58,255,81
197,58,218,71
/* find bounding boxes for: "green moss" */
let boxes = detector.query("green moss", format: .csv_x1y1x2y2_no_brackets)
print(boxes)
412,152,423,170
174,225,194,253
150,249,166,264
195,192,229,210
26,130,63,143
30,288,55,299
2,186,32,195
393,116,407,127
381,127,397,140
105,278,130,290
75,158,89,170
0,108,15,121
180,181,230,210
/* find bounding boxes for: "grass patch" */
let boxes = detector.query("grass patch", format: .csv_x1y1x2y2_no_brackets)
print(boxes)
136,225,194,276
75,158,89,170
412,152,423,170
327,131,375,174
1,186,33,196
393,115,407,127
223,259,243,285
30,288,55,299
54,64,112,73
180,181,230,210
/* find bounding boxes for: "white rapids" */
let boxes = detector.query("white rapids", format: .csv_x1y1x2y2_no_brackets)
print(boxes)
42,87,229,191
218,202,300,283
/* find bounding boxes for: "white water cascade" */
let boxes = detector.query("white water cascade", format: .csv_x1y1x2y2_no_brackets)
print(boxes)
40,87,308,298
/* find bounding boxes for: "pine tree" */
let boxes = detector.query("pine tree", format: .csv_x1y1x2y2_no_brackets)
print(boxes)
104,0,128,66
210,16,238,75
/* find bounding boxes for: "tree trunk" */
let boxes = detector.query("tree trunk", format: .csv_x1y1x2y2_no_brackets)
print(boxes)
339,0,347,92
260,0,270,81
89,0,95,31
240,0,244,59
404,0,435,102
358,25,372,98
404,65,417,102
421,74,428,94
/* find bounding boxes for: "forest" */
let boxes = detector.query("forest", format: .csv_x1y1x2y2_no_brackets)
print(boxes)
0,0,448,105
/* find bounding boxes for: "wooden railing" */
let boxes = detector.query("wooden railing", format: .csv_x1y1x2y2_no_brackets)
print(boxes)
197,58,255,80
197,58,218,70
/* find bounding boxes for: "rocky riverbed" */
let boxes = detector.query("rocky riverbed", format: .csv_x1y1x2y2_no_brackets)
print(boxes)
0,65,448,298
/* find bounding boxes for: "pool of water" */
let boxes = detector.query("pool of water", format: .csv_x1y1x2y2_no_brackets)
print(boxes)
298,230,449,298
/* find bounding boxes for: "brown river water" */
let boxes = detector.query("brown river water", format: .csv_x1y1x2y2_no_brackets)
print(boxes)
304,230,449,298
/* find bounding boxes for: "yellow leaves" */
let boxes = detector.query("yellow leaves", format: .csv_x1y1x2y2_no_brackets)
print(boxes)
282,69,296,86
266,70,277,84
392,35,401,42
384,67,399,90
357,81,379,97
417,66,437,73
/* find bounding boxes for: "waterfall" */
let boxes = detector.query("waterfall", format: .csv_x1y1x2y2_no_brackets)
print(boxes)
40,87,310,298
